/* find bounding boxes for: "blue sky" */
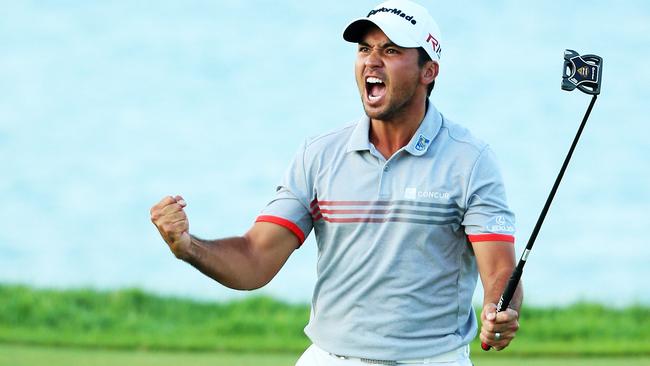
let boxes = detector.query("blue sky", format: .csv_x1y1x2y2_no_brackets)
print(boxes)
1,1,649,305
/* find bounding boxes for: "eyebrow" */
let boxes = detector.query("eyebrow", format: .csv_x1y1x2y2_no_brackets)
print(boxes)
358,41,400,49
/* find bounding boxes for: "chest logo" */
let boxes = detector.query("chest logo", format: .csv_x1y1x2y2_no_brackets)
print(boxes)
404,187,450,200
415,134,430,151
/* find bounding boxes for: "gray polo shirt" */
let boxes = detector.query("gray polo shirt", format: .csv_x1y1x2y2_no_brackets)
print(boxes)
257,101,515,360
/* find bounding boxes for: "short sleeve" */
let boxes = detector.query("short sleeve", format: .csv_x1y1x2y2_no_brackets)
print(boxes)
256,141,314,246
462,147,516,243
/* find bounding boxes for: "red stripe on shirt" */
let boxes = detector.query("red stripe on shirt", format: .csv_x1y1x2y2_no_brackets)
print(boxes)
256,215,306,244
467,234,515,243
321,216,387,223
320,208,395,214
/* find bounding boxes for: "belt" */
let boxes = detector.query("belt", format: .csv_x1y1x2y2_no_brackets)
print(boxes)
323,344,470,365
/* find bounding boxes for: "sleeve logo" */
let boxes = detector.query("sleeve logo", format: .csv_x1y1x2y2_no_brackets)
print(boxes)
488,215,515,233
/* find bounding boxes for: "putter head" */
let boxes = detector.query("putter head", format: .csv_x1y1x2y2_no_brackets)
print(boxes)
562,49,603,95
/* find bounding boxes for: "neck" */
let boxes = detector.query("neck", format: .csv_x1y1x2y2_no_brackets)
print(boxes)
369,99,428,159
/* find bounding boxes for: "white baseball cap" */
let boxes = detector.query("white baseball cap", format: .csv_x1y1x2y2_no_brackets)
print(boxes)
343,0,442,64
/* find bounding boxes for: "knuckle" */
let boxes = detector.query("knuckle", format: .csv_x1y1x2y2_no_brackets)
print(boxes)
510,308,519,317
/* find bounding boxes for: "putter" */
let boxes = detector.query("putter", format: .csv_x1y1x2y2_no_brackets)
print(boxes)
481,49,603,351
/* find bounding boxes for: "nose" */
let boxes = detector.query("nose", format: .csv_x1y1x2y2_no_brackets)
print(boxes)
365,48,382,68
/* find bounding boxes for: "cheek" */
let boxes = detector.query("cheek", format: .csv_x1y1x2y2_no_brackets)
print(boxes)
354,59,364,77
391,66,420,89
354,61,365,87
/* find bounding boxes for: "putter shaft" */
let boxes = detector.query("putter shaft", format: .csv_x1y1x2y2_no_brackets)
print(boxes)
481,94,598,351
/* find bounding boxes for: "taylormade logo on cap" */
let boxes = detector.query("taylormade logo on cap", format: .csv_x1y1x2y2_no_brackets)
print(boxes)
367,7,418,25
343,0,443,63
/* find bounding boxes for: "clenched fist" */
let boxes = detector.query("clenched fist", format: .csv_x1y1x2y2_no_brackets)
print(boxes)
150,195,191,260
480,303,520,351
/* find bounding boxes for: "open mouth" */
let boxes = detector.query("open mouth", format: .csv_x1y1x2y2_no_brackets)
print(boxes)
366,76,386,103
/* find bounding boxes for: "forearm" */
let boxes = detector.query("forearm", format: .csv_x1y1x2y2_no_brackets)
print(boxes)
482,269,524,312
182,234,267,290
151,197,296,290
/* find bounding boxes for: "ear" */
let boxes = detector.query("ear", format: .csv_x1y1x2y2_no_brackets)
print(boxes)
420,61,439,85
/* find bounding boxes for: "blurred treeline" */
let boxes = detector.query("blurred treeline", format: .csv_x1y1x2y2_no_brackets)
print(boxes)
1,284,649,356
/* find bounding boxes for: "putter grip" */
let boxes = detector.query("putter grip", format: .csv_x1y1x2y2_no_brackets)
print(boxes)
481,265,523,351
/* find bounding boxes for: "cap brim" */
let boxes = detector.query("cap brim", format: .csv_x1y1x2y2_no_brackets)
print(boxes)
343,18,419,48
343,18,374,43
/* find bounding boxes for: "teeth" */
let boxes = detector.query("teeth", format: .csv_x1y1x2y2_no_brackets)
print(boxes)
366,77,383,84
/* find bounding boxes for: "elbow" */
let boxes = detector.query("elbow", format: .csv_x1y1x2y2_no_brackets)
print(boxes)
222,273,273,291
244,283,267,291
221,282,264,291
246,273,274,291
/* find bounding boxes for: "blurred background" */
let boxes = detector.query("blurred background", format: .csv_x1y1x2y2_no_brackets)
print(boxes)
1,1,650,364
2,0,648,305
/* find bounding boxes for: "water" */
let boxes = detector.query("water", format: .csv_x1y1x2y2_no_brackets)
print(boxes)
1,1,649,306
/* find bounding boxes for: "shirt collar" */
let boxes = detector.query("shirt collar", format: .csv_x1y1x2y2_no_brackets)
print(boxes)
404,101,443,156
346,100,443,156
347,114,372,153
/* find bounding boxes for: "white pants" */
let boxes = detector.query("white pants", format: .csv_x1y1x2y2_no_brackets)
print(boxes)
295,344,473,366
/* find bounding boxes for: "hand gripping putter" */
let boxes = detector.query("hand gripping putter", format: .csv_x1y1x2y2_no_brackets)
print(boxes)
481,49,603,351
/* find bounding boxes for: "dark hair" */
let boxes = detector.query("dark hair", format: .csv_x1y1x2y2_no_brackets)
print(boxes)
417,47,435,97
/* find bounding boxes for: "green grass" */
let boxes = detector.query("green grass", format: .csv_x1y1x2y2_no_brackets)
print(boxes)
0,284,310,353
1,283,650,356
0,344,299,366
1,344,649,366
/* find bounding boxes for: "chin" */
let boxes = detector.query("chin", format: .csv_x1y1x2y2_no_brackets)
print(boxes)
360,97,385,118
362,106,382,120
363,104,395,121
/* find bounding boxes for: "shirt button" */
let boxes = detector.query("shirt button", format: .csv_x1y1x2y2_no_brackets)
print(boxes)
383,166,389,172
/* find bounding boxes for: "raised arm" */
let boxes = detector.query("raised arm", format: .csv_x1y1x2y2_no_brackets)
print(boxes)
150,195,300,290
472,241,523,351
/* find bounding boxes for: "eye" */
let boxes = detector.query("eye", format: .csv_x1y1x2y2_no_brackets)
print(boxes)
358,46,370,53
386,48,398,55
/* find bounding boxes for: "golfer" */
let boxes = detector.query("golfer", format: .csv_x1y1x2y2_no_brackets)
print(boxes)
151,1,522,364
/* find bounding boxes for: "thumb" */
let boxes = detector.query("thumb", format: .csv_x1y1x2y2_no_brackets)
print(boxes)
483,303,498,321
174,195,187,208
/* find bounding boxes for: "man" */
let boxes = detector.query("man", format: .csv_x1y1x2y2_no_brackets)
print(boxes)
150,1,522,364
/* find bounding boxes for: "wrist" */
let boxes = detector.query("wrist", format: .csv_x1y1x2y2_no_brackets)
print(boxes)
175,233,196,262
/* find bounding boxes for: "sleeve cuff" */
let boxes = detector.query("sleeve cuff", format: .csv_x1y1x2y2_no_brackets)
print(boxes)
467,234,515,243
256,215,306,245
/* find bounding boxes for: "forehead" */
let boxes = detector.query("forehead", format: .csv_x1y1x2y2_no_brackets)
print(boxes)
358,25,400,48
